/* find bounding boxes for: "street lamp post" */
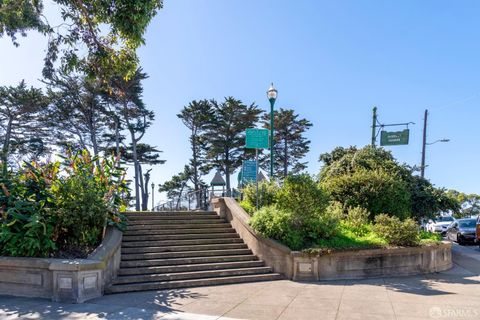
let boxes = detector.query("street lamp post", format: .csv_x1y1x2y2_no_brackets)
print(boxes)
151,182,155,211
421,139,450,178
267,83,278,179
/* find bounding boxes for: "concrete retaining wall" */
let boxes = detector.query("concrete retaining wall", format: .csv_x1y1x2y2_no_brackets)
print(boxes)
0,226,122,303
212,197,453,281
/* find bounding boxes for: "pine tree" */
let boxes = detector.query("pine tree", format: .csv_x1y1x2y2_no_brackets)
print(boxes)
262,108,312,178
177,99,214,205
0,80,48,173
205,97,262,195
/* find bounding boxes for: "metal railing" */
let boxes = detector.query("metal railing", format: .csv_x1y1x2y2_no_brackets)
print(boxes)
153,188,228,211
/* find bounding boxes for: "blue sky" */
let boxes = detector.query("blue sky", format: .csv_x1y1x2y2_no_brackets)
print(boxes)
1,1,479,203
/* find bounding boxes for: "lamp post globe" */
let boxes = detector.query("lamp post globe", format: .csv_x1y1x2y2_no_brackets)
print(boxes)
267,83,277,179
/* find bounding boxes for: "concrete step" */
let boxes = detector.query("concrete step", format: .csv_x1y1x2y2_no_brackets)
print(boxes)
120,254,258,268
127,219,226,226
106,273,283,294
126,211,216,217
127,215,220,221
123,227,237,236
121,248,253,261
122,238,244,248
122,233,240,242
126,223,232,231
121,243,248,254
118,260,266,276
113,267,273,285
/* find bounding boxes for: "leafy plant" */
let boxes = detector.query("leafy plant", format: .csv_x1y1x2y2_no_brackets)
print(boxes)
250,206,304,250
344,206,370,236
373,214,420,247
242,180,279,211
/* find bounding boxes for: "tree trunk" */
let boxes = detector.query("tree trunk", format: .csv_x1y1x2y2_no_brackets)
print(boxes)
2,117,13,177
114,117,120,156
192,131,200,207
283,138,288,178
130,129,140,211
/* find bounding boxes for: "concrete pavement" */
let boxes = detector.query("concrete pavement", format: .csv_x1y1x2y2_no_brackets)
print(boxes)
1,244,479,320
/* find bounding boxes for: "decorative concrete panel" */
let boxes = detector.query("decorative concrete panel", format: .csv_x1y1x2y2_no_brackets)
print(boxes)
0,271,43,286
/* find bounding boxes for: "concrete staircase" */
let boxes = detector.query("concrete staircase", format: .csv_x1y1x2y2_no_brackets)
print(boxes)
106,211,282,293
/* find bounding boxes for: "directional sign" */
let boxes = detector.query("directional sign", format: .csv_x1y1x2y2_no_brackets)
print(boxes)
380,129,410,146
246,128,269,149
241,160,257,183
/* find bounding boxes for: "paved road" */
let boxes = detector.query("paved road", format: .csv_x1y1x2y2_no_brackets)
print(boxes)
1,243,479,320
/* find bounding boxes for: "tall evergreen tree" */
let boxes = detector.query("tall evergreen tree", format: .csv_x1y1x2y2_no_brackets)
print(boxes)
205,97,262,195
108,68,163,210
46,73,110,159
0,80,48,172
177,99,214,205
262,108,312,177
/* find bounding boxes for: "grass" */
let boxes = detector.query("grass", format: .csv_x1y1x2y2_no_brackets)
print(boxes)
302,223,387,255
419,230,443,245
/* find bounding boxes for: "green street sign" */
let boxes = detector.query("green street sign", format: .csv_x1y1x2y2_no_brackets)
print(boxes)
241,160,257,183
380,129,410,146
246,128,269,149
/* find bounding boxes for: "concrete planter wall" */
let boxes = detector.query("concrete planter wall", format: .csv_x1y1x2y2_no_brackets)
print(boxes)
0,226,122,303
212,197,452,282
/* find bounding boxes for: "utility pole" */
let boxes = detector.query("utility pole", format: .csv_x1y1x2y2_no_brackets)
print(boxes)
371,106,378,147
420,109,428,178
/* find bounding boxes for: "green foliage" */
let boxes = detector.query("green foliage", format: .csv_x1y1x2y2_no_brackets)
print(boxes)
0,150,127,257
276,174,330,217
419,230,442,245
373,214,420,247
242,181,279,211
344,205,370,236
319,145,460,220
239,200,255,215
322,169,411,219
261,108,312,177
250,206,304,250
1,0,163,80
249,175,338,250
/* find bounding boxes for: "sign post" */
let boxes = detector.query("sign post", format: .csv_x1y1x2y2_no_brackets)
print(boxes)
245,128,270,209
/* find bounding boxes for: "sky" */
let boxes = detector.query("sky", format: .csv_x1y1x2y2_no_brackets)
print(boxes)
1,0,480,206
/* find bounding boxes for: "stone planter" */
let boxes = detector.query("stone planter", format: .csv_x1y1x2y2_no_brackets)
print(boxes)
212,197,452,282
0,226,122,303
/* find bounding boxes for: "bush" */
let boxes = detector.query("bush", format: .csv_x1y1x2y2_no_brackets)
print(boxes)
373,214,420,246
249,175,339,250
239,200,255,215
344,206,370,236
242,180,279,210
321,169,411,220
0,150,127,257
276,174,330,217
249,206,304,250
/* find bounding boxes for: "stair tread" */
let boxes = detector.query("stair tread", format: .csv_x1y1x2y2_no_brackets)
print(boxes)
122,243,247,253
113,267,273,284
106,273,283,293
121,248,252,260
120,254,258,267
118,260,266,275
122,238,243,247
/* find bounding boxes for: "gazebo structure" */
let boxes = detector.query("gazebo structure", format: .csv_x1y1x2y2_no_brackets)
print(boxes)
210,170,226,196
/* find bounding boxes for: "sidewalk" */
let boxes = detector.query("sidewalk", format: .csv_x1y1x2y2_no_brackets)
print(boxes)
1,250,479,320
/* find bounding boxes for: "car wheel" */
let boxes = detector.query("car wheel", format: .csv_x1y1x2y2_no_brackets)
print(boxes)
457,234,464,245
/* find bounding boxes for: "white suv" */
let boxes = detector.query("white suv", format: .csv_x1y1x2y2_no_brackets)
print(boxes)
426,216,456,235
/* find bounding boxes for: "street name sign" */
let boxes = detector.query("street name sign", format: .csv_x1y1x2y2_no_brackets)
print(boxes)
246,128,269,149
380,129,410,146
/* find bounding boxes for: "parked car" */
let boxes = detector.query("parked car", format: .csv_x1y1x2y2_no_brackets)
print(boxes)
426,216,456,235
476,216,480,248
445,218,477,245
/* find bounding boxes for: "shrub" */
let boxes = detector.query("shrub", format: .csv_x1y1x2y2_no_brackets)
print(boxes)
250,206,304,250
373,214,420,246
321,169,411,220
276,174,330,218
345,206,370,236
239,200,255,215
0,150,127,257
242,180,279,210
